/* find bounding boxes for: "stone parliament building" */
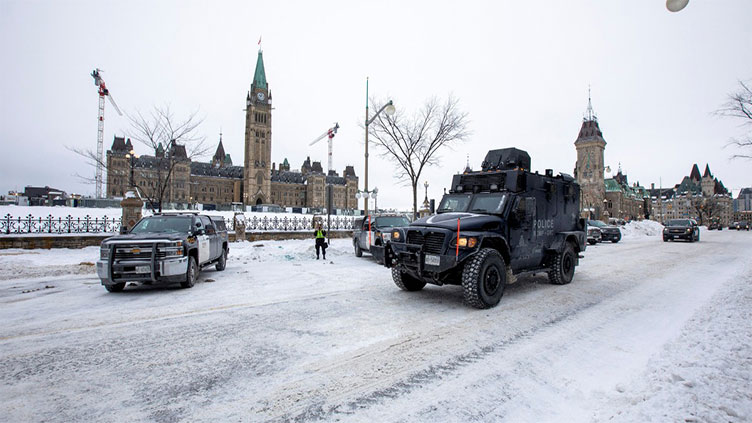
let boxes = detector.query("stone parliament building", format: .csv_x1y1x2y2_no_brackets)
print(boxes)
106,50,358,210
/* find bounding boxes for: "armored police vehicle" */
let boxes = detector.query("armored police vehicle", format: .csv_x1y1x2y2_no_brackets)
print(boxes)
385,148,587,309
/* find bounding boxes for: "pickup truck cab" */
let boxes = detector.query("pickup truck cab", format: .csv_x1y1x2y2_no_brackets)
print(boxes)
353,214,411,263
97,212,229,292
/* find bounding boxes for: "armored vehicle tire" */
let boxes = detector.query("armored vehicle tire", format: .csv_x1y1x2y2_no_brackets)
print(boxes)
105,282,125,293
392,267,426,291
181,257,197,288
548,242,576,285
354,242,363,257
461,248,507,309
215,248,227,271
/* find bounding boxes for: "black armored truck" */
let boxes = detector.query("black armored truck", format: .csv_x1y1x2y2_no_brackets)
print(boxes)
384,148,587,309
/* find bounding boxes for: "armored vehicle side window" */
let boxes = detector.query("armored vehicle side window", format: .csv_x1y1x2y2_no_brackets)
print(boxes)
468,194,507,214
130,216,192,234
437,194,472,213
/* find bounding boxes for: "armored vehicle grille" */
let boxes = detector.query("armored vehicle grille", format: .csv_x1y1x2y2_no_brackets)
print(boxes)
407,231,445,254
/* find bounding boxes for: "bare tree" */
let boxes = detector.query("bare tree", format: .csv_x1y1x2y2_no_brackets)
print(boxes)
368,96,470,220
68,105,209,212
127,106,210,212
691,196,724,225
716,80,752,159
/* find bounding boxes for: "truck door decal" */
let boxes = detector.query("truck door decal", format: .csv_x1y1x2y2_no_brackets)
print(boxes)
198,235,210,264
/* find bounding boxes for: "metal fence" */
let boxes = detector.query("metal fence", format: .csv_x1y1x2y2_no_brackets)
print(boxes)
1,214,358,235
1,214,121,235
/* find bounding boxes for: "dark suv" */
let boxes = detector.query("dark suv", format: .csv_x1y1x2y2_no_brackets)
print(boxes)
587,219,621,243
353,214,411,263
662,218,700,242
97,212,229,292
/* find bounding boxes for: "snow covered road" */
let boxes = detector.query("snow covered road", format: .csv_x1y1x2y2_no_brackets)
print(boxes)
1,229,751,422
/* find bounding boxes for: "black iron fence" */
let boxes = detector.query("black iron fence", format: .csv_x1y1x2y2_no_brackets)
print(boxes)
1,214,358,235
1,214,121,235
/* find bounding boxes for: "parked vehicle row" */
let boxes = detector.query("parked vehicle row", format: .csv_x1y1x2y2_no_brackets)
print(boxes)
729,221,750,231
586,219,621,244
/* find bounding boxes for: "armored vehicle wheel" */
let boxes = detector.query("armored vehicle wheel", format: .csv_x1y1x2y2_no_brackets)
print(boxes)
548,242,576,285
104,282,125,293
215,248,227,271
392,267,426,291
461,248,507,309
354,242,363,257
181,257,197,288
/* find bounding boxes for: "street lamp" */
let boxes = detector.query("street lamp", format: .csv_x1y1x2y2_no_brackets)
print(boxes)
356,187,378,214
363,77,395,215
124,149,139,188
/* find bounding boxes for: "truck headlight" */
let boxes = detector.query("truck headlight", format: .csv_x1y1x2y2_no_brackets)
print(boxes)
686,228,692,233
381,232,391,241
663,228,668,233
100,244,110,259
160,241,184,257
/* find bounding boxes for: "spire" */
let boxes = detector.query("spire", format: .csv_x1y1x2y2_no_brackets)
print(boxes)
252,50,267,90
464,154,472,173
584,85,597,122
703,164,711,178
689,164,701,181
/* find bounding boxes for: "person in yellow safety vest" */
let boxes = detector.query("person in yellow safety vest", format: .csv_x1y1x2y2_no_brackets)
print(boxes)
314,222,328,260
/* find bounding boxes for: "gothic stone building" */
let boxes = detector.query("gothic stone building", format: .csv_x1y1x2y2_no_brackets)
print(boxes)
648,164,732,226
106,50,358,210
574,97,607,219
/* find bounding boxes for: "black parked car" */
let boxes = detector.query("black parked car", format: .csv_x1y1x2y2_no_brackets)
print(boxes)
662,218,700,242
97,212,229,292
587,219,621,243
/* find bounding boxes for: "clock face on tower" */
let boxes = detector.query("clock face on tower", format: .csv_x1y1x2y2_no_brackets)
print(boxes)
256,92,265,102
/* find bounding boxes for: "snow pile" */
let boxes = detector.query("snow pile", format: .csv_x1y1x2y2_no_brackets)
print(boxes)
620,220,664,239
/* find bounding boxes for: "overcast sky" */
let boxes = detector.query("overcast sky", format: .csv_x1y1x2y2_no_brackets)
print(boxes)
1,0,751,209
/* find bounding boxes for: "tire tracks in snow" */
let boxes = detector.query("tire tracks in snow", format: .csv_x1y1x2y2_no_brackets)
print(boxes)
258,237,738,422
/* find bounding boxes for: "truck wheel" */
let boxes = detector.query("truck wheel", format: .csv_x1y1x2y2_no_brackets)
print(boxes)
392,267,426,291
181,257,197,288
548,242,576,285
611,237,620,243
461,248,506,309
354,242,363,258
215,248,227,271
104,282,125,293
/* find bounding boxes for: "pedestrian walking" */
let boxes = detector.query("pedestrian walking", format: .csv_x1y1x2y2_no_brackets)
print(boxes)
314,222,327,260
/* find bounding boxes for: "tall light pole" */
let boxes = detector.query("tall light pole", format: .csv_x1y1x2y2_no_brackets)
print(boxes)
363,77,395,215
124,149,139,188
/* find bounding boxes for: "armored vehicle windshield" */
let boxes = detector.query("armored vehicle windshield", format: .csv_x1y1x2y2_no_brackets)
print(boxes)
437,193,508,214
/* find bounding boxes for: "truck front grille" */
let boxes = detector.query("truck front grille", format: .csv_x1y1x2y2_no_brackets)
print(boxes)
113,245,166,260
406,230,445,255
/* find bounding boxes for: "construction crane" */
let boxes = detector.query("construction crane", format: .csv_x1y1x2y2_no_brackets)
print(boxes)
91,68,123,198
309,122,340,174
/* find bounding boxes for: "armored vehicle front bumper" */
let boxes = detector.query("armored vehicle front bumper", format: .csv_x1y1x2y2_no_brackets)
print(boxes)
388,228,477,280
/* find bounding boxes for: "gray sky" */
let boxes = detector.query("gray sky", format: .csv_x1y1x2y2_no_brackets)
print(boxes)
1,0,751,209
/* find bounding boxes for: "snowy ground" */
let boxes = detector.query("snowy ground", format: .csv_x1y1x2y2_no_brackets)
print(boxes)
1,229,751,422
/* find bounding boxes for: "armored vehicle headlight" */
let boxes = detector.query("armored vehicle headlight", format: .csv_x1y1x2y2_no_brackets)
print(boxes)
392,230,401,240
457,237,478,248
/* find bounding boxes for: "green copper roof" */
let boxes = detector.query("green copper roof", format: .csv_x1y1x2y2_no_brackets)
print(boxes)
283,158,289,166
605,178,622,193
253,51,267,90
